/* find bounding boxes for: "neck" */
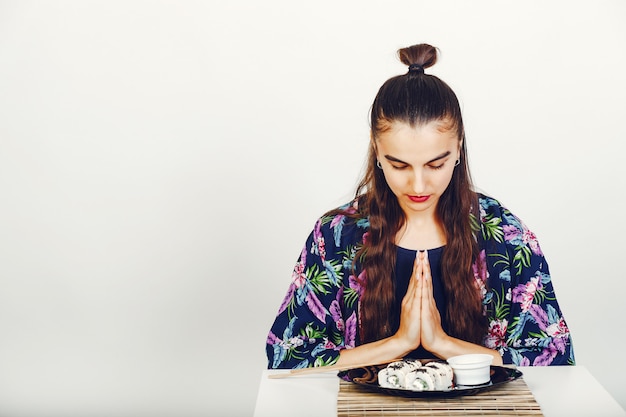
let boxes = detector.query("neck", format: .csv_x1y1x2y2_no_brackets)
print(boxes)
395,213,446,250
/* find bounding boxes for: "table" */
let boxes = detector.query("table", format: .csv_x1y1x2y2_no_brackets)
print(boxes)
254,366,626,417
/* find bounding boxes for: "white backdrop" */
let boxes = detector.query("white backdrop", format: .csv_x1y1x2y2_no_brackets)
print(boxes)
1,1,625,416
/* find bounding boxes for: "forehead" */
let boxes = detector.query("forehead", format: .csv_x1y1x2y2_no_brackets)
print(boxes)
375,120,460,160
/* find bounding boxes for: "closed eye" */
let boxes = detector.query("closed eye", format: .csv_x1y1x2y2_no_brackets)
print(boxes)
391,164,409,170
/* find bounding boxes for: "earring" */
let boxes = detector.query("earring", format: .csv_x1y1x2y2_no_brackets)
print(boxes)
376,160,383,169
454,159,460,167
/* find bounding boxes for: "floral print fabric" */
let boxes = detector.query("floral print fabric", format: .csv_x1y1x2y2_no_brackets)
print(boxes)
266,194,575,369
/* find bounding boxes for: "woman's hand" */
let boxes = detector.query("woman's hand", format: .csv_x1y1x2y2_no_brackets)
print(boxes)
394,251,424,351
418,250,450,353
337,249,503,368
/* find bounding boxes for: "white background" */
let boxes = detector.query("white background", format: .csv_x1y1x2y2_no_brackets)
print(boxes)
1,1,625,416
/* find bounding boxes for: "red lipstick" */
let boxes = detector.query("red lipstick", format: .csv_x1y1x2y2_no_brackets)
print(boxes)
409,195,430,203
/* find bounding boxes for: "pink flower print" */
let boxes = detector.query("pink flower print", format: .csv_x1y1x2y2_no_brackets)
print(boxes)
323,338,337,350
293,273,306,289
546,318,569,339
362,231,370,244
472,250,489,299
312,221,327,260
318,236,326,260
292,248,307,288
512,276,540,312
522,229,543,256
485,319,508,349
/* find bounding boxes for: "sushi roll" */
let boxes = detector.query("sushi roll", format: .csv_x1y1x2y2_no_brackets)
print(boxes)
424,361,454,390
405,368,436,391
377,359,422,389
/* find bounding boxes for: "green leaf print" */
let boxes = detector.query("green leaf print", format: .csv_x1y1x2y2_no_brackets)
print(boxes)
490,252,511,269
305,264,332,295
314,354,339,367
344,287,359,309
512,246,532,275
492,286,511,321
482,214,504,243
469,212,480,233
302,323,326,340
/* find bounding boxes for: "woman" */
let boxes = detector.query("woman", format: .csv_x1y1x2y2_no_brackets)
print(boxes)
266,43,574,369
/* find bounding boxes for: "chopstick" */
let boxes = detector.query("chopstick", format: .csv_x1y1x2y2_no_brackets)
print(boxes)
267,358,402,379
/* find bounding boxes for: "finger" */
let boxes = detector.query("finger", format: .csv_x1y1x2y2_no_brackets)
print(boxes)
415,251,424,294
421,250,433,294
422,250,431,280
402,252,421,306
411,251,423,285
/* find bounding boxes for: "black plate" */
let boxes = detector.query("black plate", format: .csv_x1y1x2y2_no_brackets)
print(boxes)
338,362,523,398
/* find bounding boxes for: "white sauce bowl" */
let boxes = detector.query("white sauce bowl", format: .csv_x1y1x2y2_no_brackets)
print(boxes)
446,354,494,386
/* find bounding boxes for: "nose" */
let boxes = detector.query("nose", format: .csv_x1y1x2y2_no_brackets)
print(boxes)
410,169,426,194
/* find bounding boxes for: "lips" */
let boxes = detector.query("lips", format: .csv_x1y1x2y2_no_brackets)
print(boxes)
408,195,430,203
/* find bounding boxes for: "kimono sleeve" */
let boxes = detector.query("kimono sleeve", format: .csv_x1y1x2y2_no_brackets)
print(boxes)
481,201,575,366
265,215,359,369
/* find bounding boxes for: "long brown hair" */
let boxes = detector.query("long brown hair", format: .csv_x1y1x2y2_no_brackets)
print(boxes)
354,43,486,345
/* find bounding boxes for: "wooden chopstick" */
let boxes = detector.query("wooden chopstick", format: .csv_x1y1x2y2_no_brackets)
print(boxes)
267,358,402,379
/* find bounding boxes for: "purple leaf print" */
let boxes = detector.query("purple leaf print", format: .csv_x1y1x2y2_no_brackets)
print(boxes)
329,300,344,331
345,312,357,348
503,224,522,245
313,219,322,242
266,331,279,345
330,215,344,228
305,291,327,323
528,304,549,331
533,344,559,366
277,283,295,316
330,215,345,246
348,270,366,297
290,247,308,289
553,336,567,355
472,250,488,282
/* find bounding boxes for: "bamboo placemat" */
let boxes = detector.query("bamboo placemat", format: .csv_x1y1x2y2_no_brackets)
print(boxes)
337,377,543,416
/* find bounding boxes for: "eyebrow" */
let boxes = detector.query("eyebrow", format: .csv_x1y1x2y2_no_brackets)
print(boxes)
384,151,451,165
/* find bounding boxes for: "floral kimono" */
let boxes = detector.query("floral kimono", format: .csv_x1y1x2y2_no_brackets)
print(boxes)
266,194,575,368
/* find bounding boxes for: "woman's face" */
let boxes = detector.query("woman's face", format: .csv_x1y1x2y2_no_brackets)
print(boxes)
375,120,461,218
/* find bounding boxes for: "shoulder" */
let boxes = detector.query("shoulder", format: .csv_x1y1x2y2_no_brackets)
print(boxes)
477,192,521,228
314,198,370,248
476,192,543,255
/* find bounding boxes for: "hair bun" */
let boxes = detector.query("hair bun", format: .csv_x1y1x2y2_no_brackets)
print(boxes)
398,43,438,73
